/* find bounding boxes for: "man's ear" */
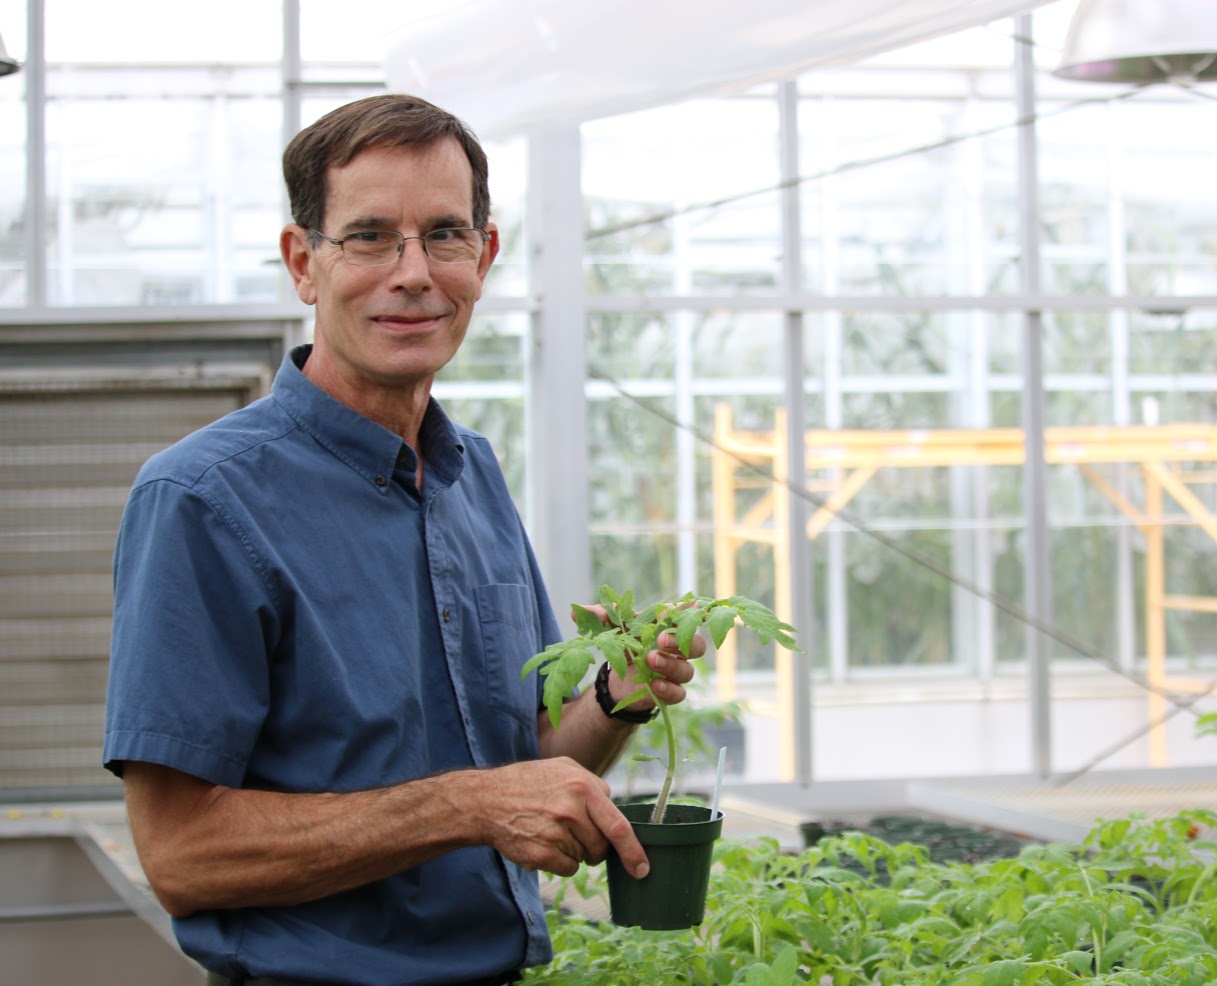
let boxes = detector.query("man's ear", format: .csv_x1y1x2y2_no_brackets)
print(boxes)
280,224,317,305
473,222,501,300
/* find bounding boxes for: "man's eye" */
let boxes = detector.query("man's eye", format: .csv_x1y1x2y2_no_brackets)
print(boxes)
348,231,390,244
428,228,461,242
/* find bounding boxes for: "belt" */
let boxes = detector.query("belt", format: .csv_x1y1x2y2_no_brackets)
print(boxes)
206,972,521,986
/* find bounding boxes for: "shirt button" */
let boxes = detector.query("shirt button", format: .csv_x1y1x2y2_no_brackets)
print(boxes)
374,475,387,486
442,608,451,622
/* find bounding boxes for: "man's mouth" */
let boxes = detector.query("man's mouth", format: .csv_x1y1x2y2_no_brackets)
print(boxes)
372,312,446,329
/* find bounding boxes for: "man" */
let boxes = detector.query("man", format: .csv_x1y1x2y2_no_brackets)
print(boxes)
103,93,701,986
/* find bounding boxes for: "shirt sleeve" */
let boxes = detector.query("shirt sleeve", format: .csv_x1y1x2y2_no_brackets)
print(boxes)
103,477,277,787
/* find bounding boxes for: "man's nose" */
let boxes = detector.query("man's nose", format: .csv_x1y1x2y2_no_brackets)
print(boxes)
390,237,433,287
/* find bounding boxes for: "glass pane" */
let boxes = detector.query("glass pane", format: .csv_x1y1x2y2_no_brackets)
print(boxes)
42,0,284,307
482,136,527,298
589,312,678,380
589,532,680,608
798,94,1019,297
587,391,679,530
585,311,809,635
46,0,280,62
0,1,24,306
984,321,1217,679
692,312,785,379
45,89,283,306
583,95,781,298
299,0,401,78
434,311,528,501
1035,90,1217,298
1129,312,1217,379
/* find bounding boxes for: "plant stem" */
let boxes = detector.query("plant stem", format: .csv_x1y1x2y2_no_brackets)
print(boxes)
649,698,677,824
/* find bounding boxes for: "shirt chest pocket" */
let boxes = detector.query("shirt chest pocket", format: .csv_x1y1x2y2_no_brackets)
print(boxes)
475,583,544,728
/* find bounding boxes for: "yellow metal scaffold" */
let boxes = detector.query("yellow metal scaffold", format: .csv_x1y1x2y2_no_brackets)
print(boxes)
712,403,1217,779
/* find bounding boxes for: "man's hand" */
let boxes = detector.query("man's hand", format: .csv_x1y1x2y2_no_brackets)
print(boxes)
580,604,705,713
476,757,649,879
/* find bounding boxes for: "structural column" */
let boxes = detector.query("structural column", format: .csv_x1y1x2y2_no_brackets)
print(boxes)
779,80,815,786
1016,15,1053,779
526,127,593,625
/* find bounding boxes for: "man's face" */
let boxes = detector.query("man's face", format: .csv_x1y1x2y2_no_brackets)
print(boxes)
285,139,497,400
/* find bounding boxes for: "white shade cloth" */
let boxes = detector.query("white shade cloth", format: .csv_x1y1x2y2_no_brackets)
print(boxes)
385,0,1051,138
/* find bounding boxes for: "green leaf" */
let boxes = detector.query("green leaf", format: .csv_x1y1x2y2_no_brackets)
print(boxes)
601,585,635,627
520,639,566,679
596,636,629,678
706,606,740,648
532,643,597,730
1102,930,1140,971
571,602,605,637
731,596,799,651
766,945,799,985
1062,950,1094,974
709,953,735,984
611,688,651,713
673,605,709,656
981,959,1025,986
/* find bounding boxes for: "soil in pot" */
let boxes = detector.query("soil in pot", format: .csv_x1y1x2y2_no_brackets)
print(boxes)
605,802,723,930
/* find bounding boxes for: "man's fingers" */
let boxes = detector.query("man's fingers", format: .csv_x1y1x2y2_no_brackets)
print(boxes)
645,647,696,704
648,650,695,684
587,794,649,880
656,628,707,659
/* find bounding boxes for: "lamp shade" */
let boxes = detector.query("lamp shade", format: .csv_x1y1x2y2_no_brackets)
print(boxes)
1055,0,1217,84
0,31,19,77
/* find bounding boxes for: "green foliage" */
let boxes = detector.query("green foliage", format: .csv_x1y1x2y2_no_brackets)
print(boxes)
522,585,799,821
522,810,1217,985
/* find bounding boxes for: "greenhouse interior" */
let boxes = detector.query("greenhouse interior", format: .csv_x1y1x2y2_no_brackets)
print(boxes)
2,0,1217,982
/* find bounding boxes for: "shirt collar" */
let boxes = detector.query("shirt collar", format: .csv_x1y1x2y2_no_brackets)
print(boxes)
271,344,465,491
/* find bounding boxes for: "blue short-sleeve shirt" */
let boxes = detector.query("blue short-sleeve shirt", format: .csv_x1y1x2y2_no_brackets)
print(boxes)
103,345,561,985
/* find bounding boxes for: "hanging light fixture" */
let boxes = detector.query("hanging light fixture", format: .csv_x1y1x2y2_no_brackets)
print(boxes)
1055,0,1217,85
0,30,20,77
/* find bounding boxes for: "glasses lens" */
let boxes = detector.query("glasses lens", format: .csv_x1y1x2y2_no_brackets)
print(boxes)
425,228,484,263
342,231,401,266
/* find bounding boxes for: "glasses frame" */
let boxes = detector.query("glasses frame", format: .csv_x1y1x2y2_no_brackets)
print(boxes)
310,227,491,266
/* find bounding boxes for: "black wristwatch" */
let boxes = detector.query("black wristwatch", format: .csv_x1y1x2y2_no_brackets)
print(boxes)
594,661,658,724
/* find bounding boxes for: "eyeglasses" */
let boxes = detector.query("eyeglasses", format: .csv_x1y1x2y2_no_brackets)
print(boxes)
311,227,490,266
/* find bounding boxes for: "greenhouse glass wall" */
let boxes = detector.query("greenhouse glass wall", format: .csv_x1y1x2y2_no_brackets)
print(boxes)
2,0,1217,799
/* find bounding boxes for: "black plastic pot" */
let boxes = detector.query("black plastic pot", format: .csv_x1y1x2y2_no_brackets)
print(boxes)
605,802,723,930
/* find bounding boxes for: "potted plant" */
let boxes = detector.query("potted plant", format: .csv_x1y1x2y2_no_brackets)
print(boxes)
522,585,799,929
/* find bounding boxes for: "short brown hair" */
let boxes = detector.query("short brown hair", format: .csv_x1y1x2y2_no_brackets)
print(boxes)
282,93,491,233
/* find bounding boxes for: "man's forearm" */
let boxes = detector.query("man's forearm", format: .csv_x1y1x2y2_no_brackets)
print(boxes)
536,689,640,777
125,762,490,918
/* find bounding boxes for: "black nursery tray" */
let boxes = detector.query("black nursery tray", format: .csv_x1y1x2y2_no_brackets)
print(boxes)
801,811,1032,866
